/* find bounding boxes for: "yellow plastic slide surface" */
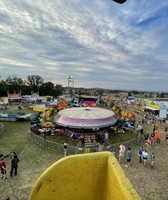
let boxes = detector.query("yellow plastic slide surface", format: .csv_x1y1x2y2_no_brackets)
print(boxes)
29,151,140,200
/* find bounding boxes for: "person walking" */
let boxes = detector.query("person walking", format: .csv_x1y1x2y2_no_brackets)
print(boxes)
155,124,159,131
138,147,143,163
125,147,132,167
165,133,168,145
156,131,161,144
150,152,155,168
151,132,156,146
142,150,149,166
10,153,20,177
63,142,68,156
144,131,149,141
118,144,126,164
137,123,143,134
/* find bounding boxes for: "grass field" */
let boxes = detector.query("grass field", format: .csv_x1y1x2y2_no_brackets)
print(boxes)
0,106,168,200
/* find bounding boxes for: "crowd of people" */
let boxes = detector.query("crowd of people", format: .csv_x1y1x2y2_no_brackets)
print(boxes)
117,121,168,169
118,143,155,168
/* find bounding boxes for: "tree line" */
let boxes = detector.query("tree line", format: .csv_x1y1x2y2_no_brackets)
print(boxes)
0,75,64,97
1,75,167,98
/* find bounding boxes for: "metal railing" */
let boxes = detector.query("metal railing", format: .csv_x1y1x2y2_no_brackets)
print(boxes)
29,131,137,155
29,131,76,155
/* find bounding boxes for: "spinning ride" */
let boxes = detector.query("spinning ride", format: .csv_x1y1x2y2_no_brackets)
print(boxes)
56,107,117,132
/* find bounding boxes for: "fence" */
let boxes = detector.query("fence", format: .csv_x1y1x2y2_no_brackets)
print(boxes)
0,123,5,135
109,138,137,154
29,131,137,155
29,131,77,155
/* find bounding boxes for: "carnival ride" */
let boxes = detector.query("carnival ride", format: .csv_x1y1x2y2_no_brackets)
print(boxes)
56,107,117,130
0,112,33,122
29,93,137,141
111,105,135,120
111,105,135,133
29,151,140,200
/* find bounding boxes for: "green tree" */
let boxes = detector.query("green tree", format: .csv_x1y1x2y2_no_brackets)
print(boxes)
21,85,32,95
0,80,9,96
52,84,64,97
39,82,54,96
26,75,43,92
5,76,24,93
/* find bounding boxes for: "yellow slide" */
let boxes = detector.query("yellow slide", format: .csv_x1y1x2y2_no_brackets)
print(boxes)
29,152,140,200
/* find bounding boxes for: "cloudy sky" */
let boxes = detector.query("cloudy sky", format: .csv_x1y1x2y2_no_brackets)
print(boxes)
0,0,168,92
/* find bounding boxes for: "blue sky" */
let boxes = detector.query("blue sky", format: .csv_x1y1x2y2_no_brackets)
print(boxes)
0,0,168,92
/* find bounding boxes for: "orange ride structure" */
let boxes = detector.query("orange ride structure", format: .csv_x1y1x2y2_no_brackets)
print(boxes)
30,152,140,200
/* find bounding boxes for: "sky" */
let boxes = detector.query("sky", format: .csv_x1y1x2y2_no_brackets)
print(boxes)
0,0,168,92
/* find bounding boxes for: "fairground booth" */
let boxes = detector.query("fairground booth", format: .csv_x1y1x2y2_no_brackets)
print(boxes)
22,93,45,104
7,91,22,104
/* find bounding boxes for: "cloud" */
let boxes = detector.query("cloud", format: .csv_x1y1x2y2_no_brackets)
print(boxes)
0,0,168,91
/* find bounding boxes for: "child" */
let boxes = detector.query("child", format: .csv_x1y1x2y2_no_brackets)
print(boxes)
145,138,151,150
151,136,155,145
150,153,155,168
0,158,7,179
